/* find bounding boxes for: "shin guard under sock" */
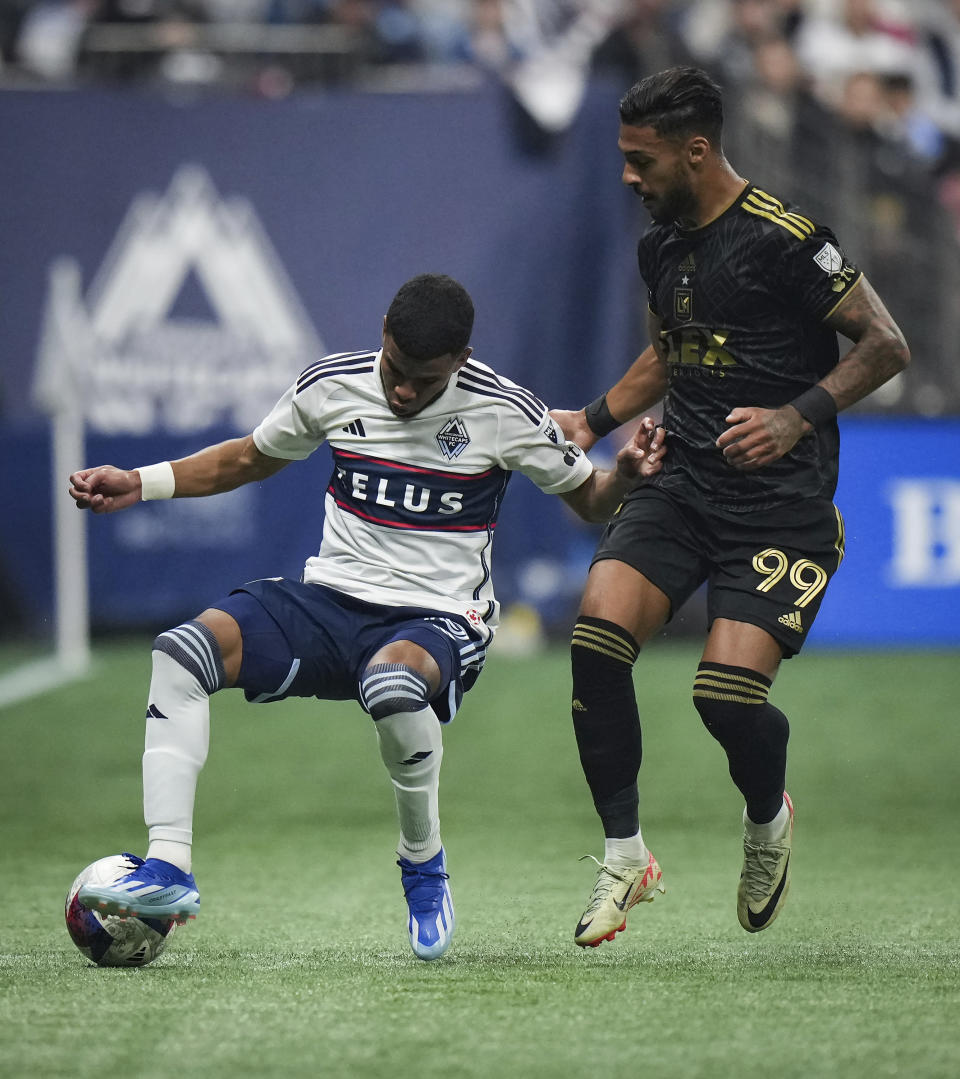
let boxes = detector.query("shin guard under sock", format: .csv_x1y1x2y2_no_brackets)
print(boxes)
571,616,642,838
693,662,789,825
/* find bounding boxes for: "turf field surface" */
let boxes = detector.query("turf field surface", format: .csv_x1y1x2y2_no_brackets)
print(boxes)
2,640,957,1078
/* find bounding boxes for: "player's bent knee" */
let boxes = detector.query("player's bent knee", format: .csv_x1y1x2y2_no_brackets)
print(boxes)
360,662,431,721
152,620,226,696
692,662,772,738
570,617,639,698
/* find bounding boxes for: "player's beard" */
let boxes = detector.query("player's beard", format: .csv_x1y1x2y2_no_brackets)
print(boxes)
646,166,697,227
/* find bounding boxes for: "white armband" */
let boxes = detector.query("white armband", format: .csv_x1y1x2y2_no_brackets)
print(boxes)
137,461,176,501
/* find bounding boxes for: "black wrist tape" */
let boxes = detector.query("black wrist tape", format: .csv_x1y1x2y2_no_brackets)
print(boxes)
789,385,837,427
584,393,620,437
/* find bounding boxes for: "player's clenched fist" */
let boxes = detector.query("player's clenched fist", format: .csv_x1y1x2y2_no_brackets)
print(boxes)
68,466,142,514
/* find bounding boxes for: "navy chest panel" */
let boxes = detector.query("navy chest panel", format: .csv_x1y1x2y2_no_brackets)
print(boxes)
328,448,510,532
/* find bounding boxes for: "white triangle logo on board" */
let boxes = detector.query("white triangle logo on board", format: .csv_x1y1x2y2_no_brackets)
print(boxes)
34,165,323,434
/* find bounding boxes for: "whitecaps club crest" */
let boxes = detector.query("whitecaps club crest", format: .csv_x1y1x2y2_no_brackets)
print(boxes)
436,415,470,460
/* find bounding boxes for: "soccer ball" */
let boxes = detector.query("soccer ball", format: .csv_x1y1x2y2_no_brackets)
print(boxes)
65,854,177,967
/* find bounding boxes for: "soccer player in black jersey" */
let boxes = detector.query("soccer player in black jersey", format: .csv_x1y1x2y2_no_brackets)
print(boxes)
553,66,910,945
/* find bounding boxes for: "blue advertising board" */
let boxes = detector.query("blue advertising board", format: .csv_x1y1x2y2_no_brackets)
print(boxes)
0,87,957,647
812,417,960,647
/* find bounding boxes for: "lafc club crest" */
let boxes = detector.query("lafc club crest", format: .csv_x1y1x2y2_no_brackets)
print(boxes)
436,415,470,460
674,287,693,322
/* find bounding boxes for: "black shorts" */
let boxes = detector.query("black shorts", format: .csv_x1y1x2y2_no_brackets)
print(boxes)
592,486,846,657
213,579,487,723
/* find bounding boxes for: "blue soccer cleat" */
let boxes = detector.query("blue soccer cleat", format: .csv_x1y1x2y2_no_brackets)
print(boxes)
78,854,200,924
397,848,455,961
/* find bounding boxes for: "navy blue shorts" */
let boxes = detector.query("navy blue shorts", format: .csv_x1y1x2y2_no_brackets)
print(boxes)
212,579,487,723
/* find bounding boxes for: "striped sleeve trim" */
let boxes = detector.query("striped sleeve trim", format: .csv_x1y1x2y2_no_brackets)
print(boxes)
296,351,377,395
822,272,864,321
456,362,545,425
834,504,846,569
742,189,815,241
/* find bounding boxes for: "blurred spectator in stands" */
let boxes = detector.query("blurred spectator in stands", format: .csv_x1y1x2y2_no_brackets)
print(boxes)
836,68,887,131
742,31,803,140
793,0,917,112
15,0,99,81
936,149,960,244
675,1,807,145
880,69,947,165
678,0,805,75
79,0,221,84
456,0,520,69
910,0,960,140
592,0,680,84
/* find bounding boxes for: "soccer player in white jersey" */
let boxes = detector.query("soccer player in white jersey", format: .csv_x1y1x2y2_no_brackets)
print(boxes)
68,274,664,961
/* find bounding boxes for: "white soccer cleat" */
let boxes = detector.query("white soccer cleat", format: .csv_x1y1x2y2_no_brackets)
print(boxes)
737,792,794,933
574,851,664,947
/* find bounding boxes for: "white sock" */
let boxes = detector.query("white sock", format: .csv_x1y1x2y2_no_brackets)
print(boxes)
744,798,790,843
141,649,210,872
146,839,193,874
604,829,649,866
374,706,443,863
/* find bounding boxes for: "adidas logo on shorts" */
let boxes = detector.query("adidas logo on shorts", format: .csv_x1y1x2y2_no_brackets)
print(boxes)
778,610,803,632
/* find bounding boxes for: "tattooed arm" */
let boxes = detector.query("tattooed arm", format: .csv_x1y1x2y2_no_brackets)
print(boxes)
814,276,911,408
717,276,910,471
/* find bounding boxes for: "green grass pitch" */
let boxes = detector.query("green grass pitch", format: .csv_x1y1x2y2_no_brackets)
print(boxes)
2,639,958,1078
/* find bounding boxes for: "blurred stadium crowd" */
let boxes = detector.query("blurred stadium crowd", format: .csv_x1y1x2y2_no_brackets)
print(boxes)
2,0,959,412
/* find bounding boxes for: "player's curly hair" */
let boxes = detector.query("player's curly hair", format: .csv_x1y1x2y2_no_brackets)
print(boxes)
386,273,474,360
619,66,724,146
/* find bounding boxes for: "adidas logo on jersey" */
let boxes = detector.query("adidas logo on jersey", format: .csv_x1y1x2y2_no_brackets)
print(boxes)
678,252,696,272
342,419,366,437
778,610,803,632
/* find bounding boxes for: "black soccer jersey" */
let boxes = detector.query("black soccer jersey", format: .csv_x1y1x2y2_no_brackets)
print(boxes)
637,183,861,511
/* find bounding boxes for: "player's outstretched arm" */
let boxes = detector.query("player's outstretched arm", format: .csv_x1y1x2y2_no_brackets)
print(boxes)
560,417,665,523
550,342,667,451
717,276,910,472
69,435,291,514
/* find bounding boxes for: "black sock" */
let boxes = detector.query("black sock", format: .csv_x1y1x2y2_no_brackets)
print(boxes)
571,616,642,838
693,662,788,824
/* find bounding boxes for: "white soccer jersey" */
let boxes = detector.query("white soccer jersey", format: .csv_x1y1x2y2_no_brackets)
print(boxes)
252,349,594,639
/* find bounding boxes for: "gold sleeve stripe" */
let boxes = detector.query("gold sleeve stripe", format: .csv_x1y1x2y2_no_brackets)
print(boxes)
742,200,808,241
572,625,638,665
742,200,806,238
750,189,815,232
822,272,864,320
834,504,846,567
